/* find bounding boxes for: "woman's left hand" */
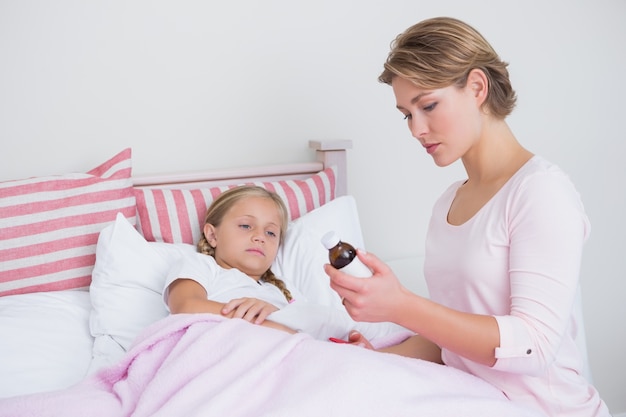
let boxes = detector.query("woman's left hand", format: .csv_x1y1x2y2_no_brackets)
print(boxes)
347,330,375,349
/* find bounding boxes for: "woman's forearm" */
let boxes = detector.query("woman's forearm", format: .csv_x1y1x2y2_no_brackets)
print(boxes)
392,292,500,367
378,334,443,364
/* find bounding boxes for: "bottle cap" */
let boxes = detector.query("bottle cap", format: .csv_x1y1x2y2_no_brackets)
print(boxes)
321,230,340,249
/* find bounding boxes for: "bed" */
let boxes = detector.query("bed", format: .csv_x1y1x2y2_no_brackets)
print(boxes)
0,140,545,417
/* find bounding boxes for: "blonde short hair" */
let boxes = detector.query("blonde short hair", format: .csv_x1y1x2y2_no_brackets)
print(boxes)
379,17,516,119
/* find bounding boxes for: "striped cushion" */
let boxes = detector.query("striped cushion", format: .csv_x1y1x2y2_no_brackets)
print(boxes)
135,166,336,244
0,149,136,297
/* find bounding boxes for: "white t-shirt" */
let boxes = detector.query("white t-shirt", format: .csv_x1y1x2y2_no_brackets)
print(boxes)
425,156,610,417
162,251,291,310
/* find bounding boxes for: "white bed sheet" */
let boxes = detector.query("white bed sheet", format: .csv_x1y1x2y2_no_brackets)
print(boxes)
0,290,93,398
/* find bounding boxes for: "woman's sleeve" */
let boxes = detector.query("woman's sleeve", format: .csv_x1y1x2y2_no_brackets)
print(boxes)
492,169,590,375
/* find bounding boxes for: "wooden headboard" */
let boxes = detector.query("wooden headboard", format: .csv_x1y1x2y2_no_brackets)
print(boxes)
132,139,352,197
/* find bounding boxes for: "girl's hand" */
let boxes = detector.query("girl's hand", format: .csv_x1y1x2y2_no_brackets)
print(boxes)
221,297,279,324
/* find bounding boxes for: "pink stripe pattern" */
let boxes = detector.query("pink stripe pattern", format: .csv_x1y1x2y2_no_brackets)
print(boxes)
134,166,336,245
0,149,136,297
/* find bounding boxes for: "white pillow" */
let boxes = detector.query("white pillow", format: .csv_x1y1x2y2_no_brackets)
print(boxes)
0,290,94,397
88,213,195,372
271,196,411,344
273,195,365,308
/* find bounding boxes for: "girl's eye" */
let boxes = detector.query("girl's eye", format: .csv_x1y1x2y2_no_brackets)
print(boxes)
403,113,412,120
266,230,277,238
239,224,251,230
423,102,437,112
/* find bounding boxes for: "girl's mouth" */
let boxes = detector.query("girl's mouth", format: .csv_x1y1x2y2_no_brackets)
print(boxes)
247,248,265,257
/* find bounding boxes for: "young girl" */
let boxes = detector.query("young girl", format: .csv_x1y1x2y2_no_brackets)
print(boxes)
325,17,611,417
163,185,411,344
163,185,297,334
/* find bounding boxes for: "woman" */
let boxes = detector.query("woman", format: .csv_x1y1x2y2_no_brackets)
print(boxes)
325,17,611,417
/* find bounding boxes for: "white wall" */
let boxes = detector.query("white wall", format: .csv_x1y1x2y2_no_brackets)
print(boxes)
1,0,624,413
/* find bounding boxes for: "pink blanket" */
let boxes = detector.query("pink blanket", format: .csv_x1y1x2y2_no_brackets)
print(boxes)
0,314,544,417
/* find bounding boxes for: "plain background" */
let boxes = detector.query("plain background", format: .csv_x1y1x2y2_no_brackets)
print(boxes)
1,1,624,414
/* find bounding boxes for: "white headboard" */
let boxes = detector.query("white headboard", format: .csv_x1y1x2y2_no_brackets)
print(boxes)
132,139,352,197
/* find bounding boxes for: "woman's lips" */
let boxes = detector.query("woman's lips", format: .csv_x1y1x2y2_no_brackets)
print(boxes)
424,143,439,154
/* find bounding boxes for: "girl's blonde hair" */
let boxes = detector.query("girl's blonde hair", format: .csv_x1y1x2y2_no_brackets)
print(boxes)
378,16,516,119
197,185,293,302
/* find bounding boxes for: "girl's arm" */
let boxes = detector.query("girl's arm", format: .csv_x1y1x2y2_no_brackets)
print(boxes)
166,278,297,334
167,278,226,314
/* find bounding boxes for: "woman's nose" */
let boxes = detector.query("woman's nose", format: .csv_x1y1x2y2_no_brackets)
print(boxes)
409,116,427,142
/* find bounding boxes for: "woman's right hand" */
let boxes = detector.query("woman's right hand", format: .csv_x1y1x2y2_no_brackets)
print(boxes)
221,297,279,324
325,249,411,325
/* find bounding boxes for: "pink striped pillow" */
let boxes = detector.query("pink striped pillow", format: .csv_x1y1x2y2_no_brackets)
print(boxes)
135,166,336,244
0,149,136,297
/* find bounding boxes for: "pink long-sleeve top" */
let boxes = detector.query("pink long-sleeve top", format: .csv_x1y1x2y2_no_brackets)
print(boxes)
424,156,611,417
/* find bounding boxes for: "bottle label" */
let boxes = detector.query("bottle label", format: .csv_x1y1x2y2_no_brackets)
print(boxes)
340,259,372,278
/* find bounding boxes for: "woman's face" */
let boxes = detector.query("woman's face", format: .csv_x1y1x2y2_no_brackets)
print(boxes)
392,75,483,167
204,196,282,280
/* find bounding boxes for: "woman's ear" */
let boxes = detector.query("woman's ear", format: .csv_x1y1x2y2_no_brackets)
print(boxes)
466,68,488,107
203,223,217,248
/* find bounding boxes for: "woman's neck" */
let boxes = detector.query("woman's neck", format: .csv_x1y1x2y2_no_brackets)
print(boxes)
461,119,533,186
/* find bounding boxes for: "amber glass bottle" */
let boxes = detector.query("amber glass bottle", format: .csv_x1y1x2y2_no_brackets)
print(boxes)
321,231,371,278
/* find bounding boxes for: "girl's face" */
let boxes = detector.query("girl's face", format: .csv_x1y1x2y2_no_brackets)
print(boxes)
204,196,282,280
392,75,484,167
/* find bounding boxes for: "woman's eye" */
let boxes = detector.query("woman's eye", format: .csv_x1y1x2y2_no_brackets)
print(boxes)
423,102,437,112
403,113,412,120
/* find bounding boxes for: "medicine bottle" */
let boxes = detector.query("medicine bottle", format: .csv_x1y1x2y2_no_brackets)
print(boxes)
321,231,372,278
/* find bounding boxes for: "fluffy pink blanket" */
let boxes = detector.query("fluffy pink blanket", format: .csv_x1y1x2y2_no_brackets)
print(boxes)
0,313,544,417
